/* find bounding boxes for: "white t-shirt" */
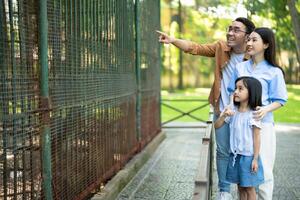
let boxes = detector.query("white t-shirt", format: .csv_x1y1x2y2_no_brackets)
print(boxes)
219,53,244,112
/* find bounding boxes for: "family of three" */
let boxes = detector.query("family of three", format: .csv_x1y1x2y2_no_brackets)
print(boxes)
157,17,288,200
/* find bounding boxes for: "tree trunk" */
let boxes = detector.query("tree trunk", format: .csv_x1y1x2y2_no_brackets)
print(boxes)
287,0,300,65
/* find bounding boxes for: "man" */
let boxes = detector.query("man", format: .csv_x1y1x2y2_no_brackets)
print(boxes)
157,17,255,200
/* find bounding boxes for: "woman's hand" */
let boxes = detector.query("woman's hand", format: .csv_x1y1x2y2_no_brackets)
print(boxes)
251,158,258,173
254,106,268,120
156,30,175,44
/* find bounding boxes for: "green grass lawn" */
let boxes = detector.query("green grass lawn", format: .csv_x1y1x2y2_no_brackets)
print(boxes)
161,85,300,123
161,88,211,123
274,84,300,123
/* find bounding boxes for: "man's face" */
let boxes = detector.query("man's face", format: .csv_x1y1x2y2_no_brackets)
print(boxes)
226,21,248,48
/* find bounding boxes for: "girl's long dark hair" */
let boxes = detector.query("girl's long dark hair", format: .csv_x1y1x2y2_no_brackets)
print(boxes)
234,76,262,110
254,27,285,76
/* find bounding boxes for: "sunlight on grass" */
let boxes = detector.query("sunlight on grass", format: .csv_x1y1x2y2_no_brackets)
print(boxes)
161,88,210,123
162,85,300,123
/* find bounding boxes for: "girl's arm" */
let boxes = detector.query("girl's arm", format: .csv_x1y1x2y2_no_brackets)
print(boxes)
252,126,261,172
214,108,234,129
254,102,282,120
253,126,260,160
214,114,227,129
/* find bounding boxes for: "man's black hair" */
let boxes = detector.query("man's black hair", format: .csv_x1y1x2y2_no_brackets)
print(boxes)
235,17,255,34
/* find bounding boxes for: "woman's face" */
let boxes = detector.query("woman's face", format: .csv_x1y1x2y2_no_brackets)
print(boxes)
246,32,268,57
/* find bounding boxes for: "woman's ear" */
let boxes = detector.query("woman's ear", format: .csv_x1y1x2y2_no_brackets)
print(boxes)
263,43,269,49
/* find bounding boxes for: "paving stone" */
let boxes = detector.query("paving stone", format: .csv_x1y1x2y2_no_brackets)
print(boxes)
164,182,194,200
116,128,205,200
116,123,300,200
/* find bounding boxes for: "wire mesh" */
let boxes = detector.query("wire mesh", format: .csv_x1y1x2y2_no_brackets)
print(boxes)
139,0,161,146
1,0,161,199
0,0,43,199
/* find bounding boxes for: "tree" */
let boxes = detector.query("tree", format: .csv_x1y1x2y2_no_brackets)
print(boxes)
287,0,300,64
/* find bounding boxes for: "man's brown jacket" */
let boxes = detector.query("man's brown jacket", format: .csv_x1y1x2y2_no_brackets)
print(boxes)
184,40,249,114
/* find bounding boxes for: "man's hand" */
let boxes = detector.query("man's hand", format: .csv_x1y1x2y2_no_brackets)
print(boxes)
156,30,175,44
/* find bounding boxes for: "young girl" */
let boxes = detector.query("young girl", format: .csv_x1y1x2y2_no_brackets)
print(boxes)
215,76,264,200
228,27,288,200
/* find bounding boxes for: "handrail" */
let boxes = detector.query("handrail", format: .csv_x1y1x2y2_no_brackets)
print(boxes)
161,98,210,127
192,108,215,200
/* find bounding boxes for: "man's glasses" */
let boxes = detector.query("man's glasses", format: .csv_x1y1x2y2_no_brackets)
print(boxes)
226,26,247,34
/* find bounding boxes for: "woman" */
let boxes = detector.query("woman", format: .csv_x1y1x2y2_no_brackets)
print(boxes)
228,27,288,200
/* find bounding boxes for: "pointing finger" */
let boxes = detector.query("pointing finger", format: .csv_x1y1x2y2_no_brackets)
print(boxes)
156,30,167,36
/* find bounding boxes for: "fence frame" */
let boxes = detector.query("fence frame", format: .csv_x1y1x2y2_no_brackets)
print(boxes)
38,1,53,199
192,109,215,200
0,1,161,199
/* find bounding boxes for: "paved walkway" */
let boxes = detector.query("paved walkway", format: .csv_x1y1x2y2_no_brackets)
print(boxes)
116,123,300,200
272,123,300,199
117,125,206,200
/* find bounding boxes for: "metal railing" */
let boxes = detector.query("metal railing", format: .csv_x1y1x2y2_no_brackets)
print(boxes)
161,99,210,128
192,109,215,200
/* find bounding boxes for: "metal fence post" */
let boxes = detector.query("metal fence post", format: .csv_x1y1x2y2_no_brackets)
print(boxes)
135,0,141,142
38,0,53,199
158,0,162,128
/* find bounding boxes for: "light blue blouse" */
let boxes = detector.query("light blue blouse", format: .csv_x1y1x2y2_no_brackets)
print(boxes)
227,60,288,123
225,108,261,156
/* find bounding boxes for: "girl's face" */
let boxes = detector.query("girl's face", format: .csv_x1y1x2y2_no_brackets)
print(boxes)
234,80,249,104
246,32,268,57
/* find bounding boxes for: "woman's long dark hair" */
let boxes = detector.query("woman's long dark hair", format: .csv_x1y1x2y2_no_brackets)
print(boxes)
234,76,262,110
254,27,285,76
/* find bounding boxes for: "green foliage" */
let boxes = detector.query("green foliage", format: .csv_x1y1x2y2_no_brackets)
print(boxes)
161,0,237,88
244,0,297,55
160,0,300,88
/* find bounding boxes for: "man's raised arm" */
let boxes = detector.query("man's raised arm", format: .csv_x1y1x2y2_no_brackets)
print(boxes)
156,30,192,52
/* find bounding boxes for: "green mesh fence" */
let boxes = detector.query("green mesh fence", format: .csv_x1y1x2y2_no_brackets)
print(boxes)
0,0,161,199
0,1,42,199
139,0,161,147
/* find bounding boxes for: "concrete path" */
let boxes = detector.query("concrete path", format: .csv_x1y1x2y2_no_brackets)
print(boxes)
116,123,300,200
272,123,300,199
116,126,206,200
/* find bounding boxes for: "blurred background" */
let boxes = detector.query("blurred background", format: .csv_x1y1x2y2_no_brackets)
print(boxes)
160,0,300,123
